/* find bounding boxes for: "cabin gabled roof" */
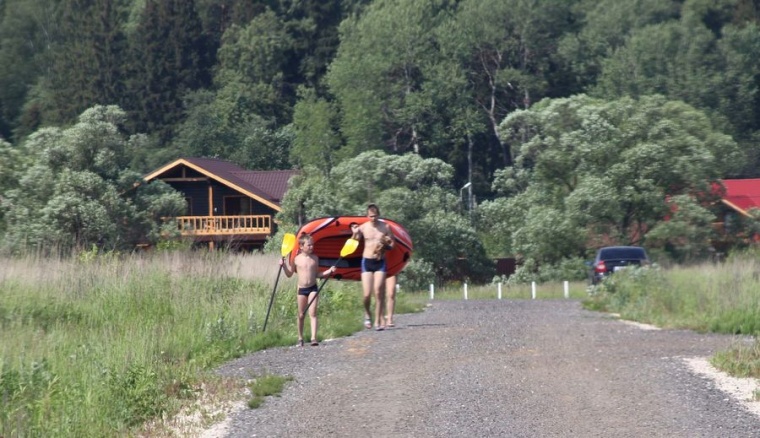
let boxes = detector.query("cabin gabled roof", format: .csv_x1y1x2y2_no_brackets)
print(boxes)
719,178,760,217
143,157,299,211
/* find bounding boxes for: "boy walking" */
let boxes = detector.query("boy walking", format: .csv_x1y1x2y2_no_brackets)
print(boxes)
280,234,335,346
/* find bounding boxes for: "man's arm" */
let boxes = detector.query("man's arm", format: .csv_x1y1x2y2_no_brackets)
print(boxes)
350,223,362,240
383,225,395,249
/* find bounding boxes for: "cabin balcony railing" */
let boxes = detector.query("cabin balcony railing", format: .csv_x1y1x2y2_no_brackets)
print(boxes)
173,215,272,236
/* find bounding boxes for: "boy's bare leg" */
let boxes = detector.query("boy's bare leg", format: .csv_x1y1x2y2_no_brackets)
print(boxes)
373,271,386,329
361,272,374,328
296,294,307,346
307,292,319,344
385,276,396,326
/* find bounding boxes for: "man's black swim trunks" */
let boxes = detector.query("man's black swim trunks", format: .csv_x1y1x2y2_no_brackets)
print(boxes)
361,257,386,273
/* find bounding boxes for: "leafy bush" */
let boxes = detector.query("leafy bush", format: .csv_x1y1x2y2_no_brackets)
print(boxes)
107,363,168,427
397,258,435,292
501,257,588,285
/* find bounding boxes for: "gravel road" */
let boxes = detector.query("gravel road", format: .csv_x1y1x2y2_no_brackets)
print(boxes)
213,299,760,437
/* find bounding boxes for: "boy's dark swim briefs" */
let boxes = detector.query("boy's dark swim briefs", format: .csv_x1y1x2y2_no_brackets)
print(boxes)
361,257,386,273
298,284,318,296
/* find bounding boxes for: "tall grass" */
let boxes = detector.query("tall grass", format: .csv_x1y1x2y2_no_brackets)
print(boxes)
583,251,760,384
5,248,760,435
583,256,760,334
0,250,372,437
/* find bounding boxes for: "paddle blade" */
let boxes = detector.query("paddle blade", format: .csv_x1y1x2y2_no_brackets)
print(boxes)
281,233,296,257
340,238,360,257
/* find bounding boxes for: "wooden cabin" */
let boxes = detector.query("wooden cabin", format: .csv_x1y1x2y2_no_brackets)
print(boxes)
143,157,299,250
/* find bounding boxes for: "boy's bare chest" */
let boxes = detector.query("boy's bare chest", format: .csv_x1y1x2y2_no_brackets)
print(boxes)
296,255,318,270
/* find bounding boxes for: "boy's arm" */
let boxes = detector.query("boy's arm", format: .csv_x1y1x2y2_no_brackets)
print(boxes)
279,257,294,277
316,257,336,278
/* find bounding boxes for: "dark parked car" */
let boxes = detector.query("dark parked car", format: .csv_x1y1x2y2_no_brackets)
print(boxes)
589,246,650,285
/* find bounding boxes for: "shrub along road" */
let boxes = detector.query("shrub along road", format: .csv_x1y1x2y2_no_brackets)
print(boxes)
213,300,760,437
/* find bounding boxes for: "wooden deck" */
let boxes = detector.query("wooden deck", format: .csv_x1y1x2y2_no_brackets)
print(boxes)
174,215,272,237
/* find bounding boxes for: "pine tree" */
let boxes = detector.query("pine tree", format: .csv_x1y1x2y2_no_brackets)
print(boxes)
126,0,211,143
45,0,127,125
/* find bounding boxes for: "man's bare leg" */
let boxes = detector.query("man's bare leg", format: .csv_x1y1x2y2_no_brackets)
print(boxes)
361,272,373,328
373,271,386,329
385,275,396,326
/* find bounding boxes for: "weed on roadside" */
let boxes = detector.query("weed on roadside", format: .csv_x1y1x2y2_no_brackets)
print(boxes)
247,374,293,408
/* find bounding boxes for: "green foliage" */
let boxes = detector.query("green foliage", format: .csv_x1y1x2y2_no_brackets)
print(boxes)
397,258,436,292
503,257,588,285
171,9,298,170
126,0,211,142
1,105,185,252
483,94,740,267
0,0,59,140
41,0,128,127
327,0,450,157
278,150,492,282
107,363,168,427
0,359,61,437
591,7,760,172
558,0,681,90
646,194,717,262
214,9,294,123
290,86,342,174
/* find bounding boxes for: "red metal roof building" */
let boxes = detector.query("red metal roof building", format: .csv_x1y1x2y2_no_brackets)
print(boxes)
719,178,760,217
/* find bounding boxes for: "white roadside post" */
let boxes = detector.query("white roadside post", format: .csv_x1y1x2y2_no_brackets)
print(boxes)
464,283,468,300
429,283,434,300
531,281,536,300
564,281,569,299
498,283,502,300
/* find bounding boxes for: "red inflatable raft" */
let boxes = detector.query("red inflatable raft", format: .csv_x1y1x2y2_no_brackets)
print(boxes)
290,216,413,281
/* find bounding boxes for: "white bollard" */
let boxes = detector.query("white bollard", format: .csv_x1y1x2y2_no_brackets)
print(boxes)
498,283,502,300
464,282,468,300
429,283,434,300
531,281,536,300
564,280,569,299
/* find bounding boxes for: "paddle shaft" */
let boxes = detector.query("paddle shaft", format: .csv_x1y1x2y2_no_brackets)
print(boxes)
302,263,340,317
301,237,358,317
262,258,285,332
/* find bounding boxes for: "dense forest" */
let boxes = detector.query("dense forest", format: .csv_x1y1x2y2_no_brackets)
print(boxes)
2,0,760,283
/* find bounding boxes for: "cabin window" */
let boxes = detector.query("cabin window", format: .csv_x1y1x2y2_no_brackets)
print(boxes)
224,196,252,215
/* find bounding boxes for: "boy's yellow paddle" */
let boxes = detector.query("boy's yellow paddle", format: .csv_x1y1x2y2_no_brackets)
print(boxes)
302,238,359,317
263,233,297,332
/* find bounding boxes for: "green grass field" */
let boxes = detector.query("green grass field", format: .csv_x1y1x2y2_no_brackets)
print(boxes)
1,249,758,436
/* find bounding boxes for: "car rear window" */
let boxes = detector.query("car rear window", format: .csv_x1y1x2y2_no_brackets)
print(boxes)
599,247,647,260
